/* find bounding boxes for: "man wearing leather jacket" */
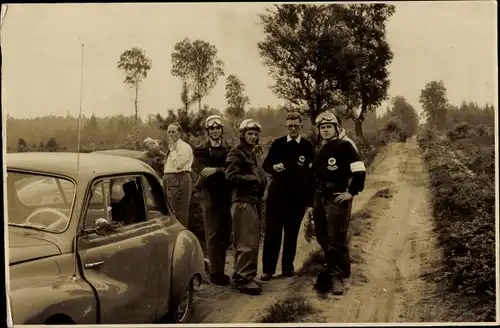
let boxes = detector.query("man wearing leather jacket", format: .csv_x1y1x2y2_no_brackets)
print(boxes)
193,115,233,286
225,118,267,295
310,110,366,296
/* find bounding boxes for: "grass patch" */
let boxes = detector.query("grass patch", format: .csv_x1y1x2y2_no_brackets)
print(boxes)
259,296,315,323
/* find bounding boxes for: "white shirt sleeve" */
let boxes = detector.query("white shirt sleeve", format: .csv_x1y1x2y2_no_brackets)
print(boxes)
169,140,193,171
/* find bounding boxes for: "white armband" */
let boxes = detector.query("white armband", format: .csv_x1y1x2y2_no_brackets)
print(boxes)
350,161,366,173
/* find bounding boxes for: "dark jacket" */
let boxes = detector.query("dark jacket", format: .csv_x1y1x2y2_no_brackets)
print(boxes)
262,136,315,208
225,142,267,204
313,136,366,197
193,139,231,194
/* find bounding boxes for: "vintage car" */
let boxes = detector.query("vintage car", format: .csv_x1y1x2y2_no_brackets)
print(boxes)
6,152,206,324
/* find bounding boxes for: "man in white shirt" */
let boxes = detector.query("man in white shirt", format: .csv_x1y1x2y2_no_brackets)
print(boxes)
163,123,194,228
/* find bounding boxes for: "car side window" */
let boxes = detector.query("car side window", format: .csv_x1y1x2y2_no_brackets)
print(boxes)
83,180,111,229
141,174,169,219
109,176,148,226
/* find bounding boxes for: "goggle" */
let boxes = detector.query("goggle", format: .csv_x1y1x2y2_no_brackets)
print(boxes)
315,111,339,126
206,117,223,128
243,121,262,130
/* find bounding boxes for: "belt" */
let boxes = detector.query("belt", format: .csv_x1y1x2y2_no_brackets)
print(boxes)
164,171,190,175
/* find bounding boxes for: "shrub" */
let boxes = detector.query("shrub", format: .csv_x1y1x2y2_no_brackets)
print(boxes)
447,122,475,141
418,134,495,320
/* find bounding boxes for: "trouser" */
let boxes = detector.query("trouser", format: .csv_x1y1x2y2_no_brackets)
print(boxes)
262,201,305,275
201,189,232,276
313,191,353,278
164,172,193,228
231,201,260,284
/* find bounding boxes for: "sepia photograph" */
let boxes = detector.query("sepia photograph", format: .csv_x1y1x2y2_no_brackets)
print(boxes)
1,1,498,325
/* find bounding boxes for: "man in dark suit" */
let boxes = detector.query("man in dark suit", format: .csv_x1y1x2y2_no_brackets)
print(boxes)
260,111,315,280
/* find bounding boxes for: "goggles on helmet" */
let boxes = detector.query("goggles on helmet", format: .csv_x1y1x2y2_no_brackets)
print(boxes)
239,119,262,131
205,115,224,128
315,111,339,127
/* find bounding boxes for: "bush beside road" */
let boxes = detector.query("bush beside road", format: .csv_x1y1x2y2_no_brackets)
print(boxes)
417,127,495,321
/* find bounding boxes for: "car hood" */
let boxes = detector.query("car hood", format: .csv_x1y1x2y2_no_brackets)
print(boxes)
8,229,61,265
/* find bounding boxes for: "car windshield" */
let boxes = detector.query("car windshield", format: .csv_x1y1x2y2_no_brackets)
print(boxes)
7,171,76,233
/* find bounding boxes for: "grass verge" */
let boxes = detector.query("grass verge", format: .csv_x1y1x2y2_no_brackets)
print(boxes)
417,128,495,322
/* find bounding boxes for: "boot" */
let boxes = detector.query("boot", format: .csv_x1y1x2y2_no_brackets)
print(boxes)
331,275,344,295
236,279,263,295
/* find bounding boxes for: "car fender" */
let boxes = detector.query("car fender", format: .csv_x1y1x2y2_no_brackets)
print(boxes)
10,276,97,324
170,230,205,309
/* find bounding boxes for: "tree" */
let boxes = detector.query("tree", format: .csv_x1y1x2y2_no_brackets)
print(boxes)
334,4,395,140
387,96,419,137
419,80,448,130
225,74,250,129
17,138,28,152
117,47,152,128
258,4,394,140
45,137,58,152
171,38,225,110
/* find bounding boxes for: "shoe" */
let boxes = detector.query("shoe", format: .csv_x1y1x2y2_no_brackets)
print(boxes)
210,273,230,286
260,273,273,281
331,275,344,295
236,280,263,295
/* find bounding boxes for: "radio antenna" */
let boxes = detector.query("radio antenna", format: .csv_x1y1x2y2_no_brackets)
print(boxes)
76,43,84,169
73,43,84,281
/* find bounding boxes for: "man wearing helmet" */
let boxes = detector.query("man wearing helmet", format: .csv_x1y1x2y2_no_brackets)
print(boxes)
225,118,268,295
193,115,233,286
311,110,366,295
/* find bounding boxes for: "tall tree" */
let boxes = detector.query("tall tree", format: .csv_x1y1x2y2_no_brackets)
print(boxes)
258,4,394,140
171,38,225,110
388,96,419,137
419,80,448,130
225,74,250,129
334,4,395,140
117,47,152,128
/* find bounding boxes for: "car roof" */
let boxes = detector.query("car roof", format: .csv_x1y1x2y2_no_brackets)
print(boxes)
6,152,155,179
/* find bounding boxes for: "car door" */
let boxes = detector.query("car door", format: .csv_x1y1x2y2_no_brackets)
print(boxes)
76,175,164,324
139,173,179,319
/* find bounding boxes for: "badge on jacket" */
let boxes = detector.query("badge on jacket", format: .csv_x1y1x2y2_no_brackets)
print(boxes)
327,157,338,171
298,155,305,166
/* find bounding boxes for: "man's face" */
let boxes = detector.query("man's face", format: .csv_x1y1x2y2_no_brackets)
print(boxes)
244,129,259,146
151,140,161,152
285,119,302,138
167,125,180,142
208,126,222,140
319,123,337,140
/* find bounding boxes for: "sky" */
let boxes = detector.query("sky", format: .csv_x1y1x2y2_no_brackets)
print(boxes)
1,1,497,119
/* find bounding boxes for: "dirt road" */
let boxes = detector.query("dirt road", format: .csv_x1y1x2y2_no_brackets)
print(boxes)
192,137,445,323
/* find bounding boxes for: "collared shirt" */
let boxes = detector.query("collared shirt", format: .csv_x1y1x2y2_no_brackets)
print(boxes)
164,138,194,174
209,138,222,147
287,135,302,143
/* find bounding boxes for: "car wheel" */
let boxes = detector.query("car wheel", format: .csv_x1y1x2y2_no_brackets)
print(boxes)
173,278,194,323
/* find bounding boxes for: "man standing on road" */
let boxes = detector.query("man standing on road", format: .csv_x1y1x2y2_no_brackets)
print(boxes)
311,110,366,295
141,137,166,178
225,118,267,295
194,115,233,286
163,123,194,228
260,111,315,281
